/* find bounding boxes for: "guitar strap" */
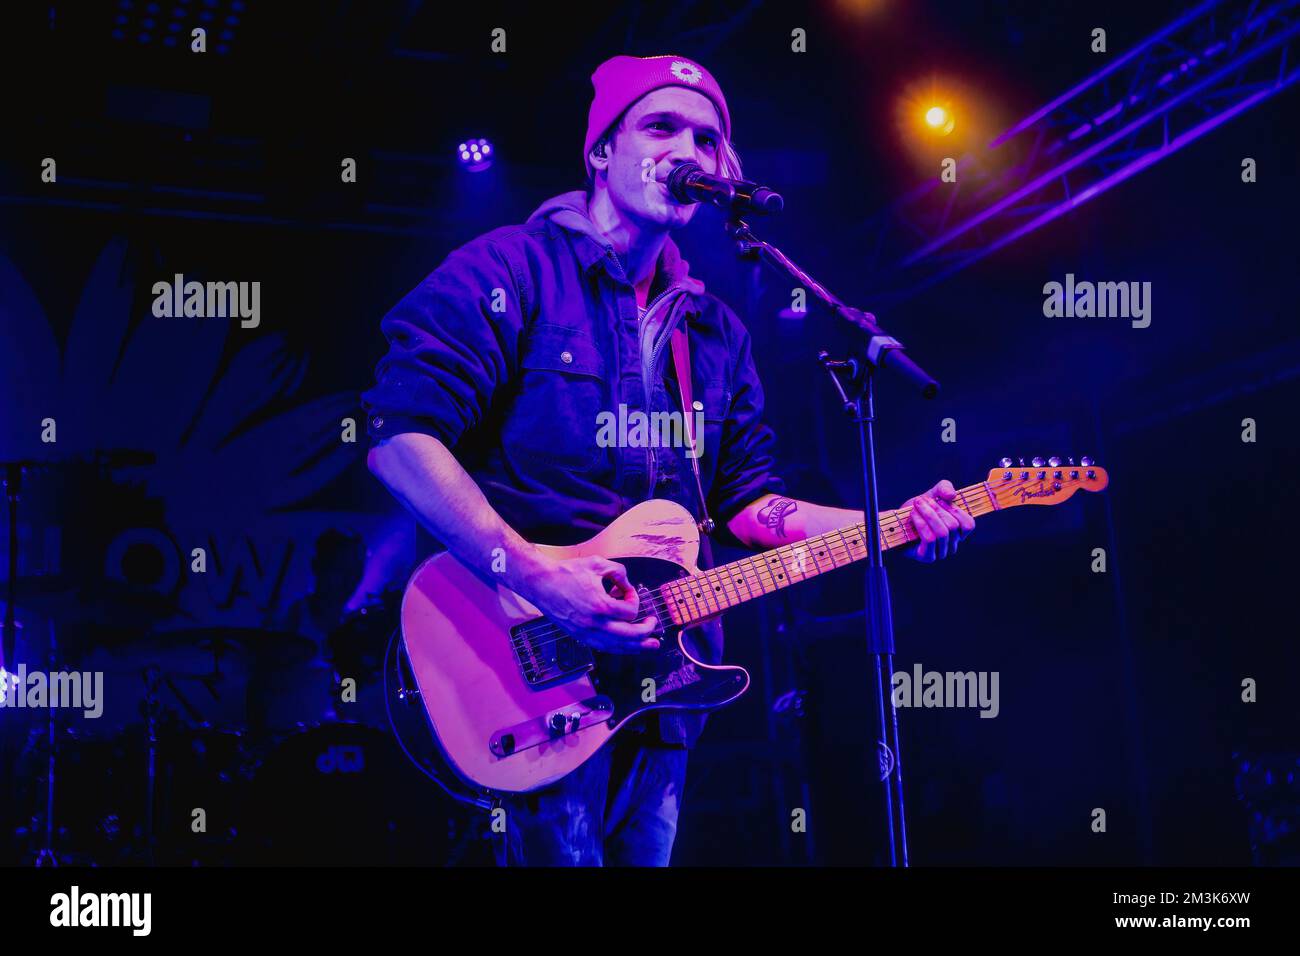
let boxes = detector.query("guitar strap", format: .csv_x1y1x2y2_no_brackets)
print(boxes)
669,325,716,541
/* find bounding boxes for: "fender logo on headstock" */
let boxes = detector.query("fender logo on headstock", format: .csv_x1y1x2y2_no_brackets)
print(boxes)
1016,485,1058,501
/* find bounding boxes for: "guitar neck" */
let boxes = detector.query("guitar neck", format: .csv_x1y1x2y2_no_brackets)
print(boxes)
658,481,999,627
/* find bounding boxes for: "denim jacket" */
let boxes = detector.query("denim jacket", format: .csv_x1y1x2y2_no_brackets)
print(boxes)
362,191,786,746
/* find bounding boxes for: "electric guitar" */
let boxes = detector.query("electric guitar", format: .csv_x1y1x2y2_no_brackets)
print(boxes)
398,458,1109,795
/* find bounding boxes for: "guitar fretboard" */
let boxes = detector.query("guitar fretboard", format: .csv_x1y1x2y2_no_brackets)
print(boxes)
657,482,999,626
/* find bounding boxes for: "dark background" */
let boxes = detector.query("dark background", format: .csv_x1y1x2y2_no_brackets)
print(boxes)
1,0,1296,866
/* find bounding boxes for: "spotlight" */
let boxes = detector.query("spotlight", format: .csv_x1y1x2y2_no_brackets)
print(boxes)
457,138,494,172
924,105,955,135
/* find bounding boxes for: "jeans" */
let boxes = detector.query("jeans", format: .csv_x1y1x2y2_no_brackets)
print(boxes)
492,729,688,867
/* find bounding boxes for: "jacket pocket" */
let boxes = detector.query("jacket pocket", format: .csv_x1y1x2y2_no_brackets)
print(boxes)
698,379,729,453
501,326,609,470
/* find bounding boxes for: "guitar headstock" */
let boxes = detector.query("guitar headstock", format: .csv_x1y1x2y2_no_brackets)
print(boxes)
985,456,1109,508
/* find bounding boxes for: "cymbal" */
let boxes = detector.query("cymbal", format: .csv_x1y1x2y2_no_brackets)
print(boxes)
4,579,184,629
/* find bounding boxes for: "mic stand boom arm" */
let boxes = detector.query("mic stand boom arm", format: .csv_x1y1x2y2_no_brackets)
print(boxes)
723,218,939,398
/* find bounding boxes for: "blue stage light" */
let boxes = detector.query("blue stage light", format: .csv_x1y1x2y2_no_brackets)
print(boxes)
458,138,494,172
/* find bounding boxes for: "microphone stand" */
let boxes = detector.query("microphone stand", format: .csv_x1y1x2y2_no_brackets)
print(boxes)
723,215,939,867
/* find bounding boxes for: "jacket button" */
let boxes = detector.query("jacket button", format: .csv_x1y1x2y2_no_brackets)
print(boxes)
560,350,574,364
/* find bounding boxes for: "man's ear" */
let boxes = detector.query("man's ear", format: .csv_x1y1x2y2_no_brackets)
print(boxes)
589,139,610,174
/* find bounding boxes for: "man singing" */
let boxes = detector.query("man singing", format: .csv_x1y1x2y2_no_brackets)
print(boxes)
362,54,974,866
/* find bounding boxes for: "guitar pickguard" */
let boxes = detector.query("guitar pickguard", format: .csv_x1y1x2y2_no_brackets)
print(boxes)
584,556,750,724
486,556,748,760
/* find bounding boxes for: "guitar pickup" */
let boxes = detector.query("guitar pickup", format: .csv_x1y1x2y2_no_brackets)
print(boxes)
510,623,595,687
489,696,614,758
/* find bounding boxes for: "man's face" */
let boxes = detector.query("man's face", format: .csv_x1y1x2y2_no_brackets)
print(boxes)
594,86,724,231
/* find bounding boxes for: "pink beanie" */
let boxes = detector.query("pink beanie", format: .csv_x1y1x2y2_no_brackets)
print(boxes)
584,54,732,177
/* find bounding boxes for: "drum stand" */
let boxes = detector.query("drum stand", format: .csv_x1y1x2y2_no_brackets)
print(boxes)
142,664,163,866
33,621,59,867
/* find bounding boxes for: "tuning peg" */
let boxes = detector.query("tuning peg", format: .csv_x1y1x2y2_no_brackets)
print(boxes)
1047,456,1061,467
1031,456,1044,467
1018,458,1025,467
1067,457,1076,466
999,457,1013,468
1080,455,1093,466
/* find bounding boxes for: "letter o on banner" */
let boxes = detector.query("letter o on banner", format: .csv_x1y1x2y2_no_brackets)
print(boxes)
104,527,183,597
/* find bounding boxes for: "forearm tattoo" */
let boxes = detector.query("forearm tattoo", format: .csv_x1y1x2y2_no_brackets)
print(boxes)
758,497,798,539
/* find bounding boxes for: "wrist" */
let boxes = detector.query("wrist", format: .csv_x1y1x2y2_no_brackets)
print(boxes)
499,540,555,599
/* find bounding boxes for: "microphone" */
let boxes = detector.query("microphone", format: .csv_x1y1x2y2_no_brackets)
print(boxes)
665,163,784,216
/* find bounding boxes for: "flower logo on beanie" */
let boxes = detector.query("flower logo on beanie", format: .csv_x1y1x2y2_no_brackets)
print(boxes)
670,60,704,85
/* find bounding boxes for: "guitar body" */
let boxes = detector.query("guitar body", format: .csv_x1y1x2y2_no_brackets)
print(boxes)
399,499,749,795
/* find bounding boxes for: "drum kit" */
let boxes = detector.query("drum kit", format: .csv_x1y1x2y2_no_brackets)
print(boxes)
7,597,491,865
2,460,490,867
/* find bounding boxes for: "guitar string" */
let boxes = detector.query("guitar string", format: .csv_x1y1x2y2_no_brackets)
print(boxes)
509,491,997,659
510,501,924,651
506,528,977,671
508,530,870,652
507,487,995,652
510,475,1097,666
509,487,992,655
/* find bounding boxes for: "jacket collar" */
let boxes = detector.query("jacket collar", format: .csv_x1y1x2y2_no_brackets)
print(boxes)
525,190,706,297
